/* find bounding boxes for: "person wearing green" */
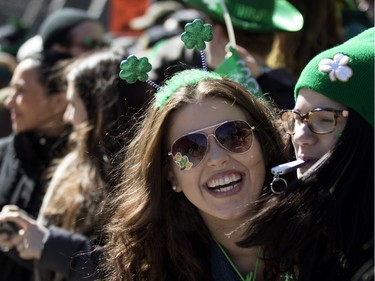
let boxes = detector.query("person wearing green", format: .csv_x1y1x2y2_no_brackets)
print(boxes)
242,27,374,281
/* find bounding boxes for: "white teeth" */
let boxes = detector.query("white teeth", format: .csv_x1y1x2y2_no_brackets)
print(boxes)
212,185,234,193
207,174,241,188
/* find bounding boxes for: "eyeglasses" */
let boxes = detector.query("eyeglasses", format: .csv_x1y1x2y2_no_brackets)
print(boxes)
168,120,255,171
281,108,349,135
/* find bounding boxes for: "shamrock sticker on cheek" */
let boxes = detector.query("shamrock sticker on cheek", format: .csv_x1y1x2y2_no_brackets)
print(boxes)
173,152,193,171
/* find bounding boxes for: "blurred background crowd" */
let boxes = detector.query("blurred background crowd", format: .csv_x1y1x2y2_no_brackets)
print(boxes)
0,0,373,280
0,0,373,139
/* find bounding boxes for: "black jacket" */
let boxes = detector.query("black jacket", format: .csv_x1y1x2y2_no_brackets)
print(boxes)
35,226,104,281
0,131,69,281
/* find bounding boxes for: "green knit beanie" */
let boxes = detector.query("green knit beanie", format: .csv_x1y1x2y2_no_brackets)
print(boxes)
295,27,374,127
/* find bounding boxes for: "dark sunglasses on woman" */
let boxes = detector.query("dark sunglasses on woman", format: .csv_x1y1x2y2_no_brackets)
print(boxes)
168,120,255,171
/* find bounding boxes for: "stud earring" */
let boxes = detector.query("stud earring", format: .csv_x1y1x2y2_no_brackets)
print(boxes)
172,185,177,191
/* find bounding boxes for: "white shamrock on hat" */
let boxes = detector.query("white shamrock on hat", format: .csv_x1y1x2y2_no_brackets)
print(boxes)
318,53,353,82
203,0,221,11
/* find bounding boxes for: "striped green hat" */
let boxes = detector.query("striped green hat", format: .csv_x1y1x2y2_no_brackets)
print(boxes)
295,27,374,127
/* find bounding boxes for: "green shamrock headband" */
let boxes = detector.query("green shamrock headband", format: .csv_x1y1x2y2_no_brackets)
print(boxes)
119,19,222,107
155,69,222,107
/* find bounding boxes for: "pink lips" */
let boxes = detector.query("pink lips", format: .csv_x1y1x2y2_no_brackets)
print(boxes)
9,110,19,120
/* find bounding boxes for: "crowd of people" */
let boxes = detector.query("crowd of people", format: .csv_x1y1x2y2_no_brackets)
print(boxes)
0,1,373,281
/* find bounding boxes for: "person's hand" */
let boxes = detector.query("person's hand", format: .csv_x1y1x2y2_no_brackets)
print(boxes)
233,45,265,78
0,205,23,251
0,226,22,251
0,205,48,259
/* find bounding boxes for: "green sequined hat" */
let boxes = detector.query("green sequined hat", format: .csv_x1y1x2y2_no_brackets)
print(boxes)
295,27,374,127
182,0,303,33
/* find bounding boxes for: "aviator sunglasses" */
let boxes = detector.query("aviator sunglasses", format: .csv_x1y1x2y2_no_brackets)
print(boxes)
168,120,255,171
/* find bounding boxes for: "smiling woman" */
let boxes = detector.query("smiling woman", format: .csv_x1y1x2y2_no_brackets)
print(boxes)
6,57,68,134
0,51,71,281
103,69,292,281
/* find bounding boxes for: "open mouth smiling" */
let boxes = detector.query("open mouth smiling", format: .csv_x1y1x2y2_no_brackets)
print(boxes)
206,173,242,193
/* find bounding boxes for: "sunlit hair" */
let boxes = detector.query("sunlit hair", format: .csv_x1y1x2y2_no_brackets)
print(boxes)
41,48,151,241
104,75,291,281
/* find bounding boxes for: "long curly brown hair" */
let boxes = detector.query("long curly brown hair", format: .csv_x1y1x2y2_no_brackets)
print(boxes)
103,75,292,281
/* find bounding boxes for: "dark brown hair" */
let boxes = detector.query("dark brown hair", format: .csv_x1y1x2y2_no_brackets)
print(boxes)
104,75,291,281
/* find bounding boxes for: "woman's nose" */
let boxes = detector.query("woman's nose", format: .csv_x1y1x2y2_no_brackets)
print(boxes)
63,105,73,125
4,90,16,109
205,135,230,167
292,122,317,146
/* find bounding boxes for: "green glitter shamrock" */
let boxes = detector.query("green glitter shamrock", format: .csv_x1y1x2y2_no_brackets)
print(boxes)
181,19,213,51
119,55,152,84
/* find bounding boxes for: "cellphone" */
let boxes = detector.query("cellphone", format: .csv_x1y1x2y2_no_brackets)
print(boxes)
271,159,308,175
0,221,19,236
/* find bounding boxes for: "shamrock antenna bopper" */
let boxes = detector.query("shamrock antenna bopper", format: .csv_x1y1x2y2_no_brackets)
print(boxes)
181,19,213,71
119,55,160,90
